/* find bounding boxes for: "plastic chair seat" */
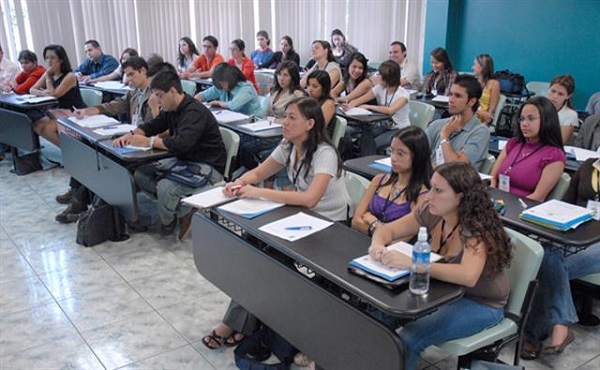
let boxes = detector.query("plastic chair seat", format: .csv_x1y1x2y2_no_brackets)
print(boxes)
579,273,600,285
438,318,517,355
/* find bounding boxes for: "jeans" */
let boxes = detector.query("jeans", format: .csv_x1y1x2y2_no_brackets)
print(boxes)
525,244,600,341
134,158,223,225
399,298,504,370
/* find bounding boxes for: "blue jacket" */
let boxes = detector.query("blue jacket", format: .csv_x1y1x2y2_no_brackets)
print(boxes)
75,54,119,79
201,81,262,116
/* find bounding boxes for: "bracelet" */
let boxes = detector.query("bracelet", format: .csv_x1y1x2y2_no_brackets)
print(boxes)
440,138,450,145
368,220,380,237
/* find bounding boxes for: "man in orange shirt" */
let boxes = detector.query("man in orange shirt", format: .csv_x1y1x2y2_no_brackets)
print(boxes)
183,35,224,79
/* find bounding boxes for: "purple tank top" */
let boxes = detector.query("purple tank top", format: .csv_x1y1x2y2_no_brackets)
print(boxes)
368,176,422,223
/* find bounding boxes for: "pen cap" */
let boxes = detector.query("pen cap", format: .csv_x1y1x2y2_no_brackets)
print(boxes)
418,227,428,242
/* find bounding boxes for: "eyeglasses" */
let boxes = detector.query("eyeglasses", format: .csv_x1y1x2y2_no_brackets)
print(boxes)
518,115,540,123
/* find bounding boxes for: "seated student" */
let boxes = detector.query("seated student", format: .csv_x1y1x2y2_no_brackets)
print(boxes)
306,70,336,127
331,52,373,104
0,43,21,90
472,54,500,126
30,44,86,147
426,74,489,170
250,30,274,68
176,37,199,75
522,157,600,360
56,57,156,224
586,92,600,116
574,114,600,151
422,47,456,97
202,97,350,349
489,96,565,201
74,39,119,84
547,75,578,144
94,48,138,83
114,70,226,238
13,50,45,95
370,41,420,90
184,35,225,79
300,40,341,89
195,63,262,117
330,29,358,76
351,126,431,235
369,162,512,370
345,60,410,155
257,35,300,69
228,39,259,92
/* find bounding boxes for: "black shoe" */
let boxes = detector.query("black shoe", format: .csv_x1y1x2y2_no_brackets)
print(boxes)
55,201,88,224
126,219,148,233
56,188,75,204
159,218,177,236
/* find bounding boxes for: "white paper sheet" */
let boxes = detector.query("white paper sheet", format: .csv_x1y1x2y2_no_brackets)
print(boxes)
238,120,282,132
564,146,600,161
431,95,449,103
212,110,249,123
218,198,284,218
70,114,120,128
343,107,374,116
258,212,334,242
94,81,132,90
181,186,231,208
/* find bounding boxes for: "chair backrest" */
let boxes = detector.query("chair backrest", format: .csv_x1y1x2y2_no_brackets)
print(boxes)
489,94,507,133
331,116,347,148
257,95,269,118
255,72,274,96
367,61,382,72
409,100,435,130
546,172,571,200
218,127,240,180
503,228,544,316
526,81,550,98
344,170,371,218
80,88,103,107
479,154,496,174
181,79,197,96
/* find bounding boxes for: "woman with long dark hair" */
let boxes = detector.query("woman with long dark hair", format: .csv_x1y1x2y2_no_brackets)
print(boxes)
422,47,456,96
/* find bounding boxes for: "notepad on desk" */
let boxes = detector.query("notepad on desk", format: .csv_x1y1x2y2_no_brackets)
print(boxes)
520,199,594,231
368,157,392,172
218,198,284,218
15,95,57,104
182,186,231,208
71,114,120,128
431,95,449,103
343,107,374,116
94,81,132,90
564,145,600,162
112,145,151,154
238,120,282,132
212,110,249,123
258,211,334,241
349,241,443,282
93,124,137,136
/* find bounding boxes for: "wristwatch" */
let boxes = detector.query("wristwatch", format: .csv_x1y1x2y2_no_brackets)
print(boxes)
368,220,380,237
149,136,156,148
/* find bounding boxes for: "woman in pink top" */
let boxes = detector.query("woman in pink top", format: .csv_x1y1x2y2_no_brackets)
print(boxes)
490,96,565,201
228,39,258,93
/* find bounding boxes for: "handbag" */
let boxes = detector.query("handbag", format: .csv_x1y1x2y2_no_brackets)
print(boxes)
494,70,526,94
164,161,214,188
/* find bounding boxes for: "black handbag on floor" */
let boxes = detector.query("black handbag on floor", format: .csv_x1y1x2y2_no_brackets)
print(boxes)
76,203,127,247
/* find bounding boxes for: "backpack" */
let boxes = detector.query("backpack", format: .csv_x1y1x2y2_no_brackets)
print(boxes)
76,203,127,247
163,161,214,188
494,70,527,94
234,326,297,370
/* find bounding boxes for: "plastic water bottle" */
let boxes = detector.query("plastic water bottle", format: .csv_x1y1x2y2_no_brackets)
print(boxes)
409,227,431,295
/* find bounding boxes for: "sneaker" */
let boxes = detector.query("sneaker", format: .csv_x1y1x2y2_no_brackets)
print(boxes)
178,210,196,241
159,218,177,236
55,201,88,224
55,188,75,204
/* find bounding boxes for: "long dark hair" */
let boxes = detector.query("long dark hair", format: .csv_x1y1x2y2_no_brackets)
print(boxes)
430,47,453,72
306,70,331,104
312,40,335,62
514,96,564,149
436,162,512,274
344,52,368,86
281,36,295,54
212,62,246,90
43,45,73,74
178,37,199,68
382,126,432,203
272,60,302,95
284,97,342,180
550,74,575,109
475,54,494,85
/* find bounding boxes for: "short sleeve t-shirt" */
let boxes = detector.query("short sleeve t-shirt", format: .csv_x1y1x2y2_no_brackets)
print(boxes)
371,85,410,129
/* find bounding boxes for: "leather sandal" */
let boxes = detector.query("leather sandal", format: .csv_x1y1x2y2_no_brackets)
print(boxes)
542,328,575,355
224,332,245,347
520,340,541,360
202,329,226,350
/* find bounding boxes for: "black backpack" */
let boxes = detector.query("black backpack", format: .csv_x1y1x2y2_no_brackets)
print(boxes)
76,203,128,247
494,70,527,94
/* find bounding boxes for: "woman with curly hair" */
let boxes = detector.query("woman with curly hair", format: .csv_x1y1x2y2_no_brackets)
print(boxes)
369,161,512,370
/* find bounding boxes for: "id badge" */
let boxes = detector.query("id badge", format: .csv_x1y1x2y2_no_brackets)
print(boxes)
435,146,444,166
498,174,510,192
587,200,600,221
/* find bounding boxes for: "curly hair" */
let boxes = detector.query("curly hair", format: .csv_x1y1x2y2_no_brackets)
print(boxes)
435,162,512,274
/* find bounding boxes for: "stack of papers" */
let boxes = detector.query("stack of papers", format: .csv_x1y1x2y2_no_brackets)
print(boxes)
71,114,119,128
369,157,392,171
112,145,151,154
564,146,600,162
212,110,249,123
431,95,449,103
93,124,137,136
349,241,442,282
520,199,594,231
343,107,373,116
238,120,282,132
94,81,132,90
15,95,57,104
182,186,231,208
258,212,334,241
218,198,284,218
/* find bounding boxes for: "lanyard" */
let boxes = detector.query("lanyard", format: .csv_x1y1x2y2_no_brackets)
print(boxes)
439,219,460,253
385,87,398,107
381,185,406,222
503,143,544,175
291,159,305,189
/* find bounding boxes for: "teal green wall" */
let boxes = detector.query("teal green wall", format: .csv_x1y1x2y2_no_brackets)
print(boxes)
424,0,600,110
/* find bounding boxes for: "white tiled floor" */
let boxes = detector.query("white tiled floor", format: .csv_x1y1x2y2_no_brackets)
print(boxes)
1,149,599,369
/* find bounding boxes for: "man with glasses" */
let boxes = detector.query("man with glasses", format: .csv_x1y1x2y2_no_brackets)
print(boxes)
183,35,224,79
425,74,489,170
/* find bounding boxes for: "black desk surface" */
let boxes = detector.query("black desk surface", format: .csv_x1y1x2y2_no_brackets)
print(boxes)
214,205,464,318
417,95,449,110
0,93,58,109
344,155,387,180
336,107,391,124
57,117,172,162
82,84,129,96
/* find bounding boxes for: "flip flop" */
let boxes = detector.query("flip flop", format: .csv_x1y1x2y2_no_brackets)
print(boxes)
225,332,245,347
202,329,226,350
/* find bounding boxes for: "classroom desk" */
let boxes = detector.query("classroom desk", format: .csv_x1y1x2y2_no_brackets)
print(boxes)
188,77,213,92
336,107,392,124
83,83,130,100
211,108,282,139
344,155,387,179
0,93,58,174
192,205,463,370
57,117,172,221
417,94,449,110
489,135,582,173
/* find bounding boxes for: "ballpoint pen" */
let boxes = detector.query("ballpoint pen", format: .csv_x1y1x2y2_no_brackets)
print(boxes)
284,226,312,231
518,198,528,209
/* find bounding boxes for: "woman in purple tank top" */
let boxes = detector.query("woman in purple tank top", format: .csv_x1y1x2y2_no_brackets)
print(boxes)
352,126,432,236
